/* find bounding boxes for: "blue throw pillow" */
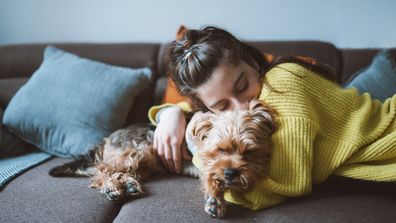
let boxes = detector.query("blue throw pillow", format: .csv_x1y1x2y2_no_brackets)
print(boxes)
343,49,396,101
0,107,36,158
2,46,152,157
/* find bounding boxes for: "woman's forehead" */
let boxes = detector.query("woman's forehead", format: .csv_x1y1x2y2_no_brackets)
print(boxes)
196,62,243,104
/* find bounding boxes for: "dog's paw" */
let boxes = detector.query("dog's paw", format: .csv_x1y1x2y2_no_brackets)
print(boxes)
102,186,124,201
204,196,226,218
125,180,143,197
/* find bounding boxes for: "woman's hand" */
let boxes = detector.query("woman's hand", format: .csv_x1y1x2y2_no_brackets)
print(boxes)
153,106,192,174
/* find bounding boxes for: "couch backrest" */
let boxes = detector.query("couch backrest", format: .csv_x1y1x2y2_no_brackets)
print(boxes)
1,42,395,124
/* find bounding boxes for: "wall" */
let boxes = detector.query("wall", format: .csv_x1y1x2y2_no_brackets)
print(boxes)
0,0,395,48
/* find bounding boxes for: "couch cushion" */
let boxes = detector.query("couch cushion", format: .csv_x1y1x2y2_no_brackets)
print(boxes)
113,175,396,223
0,158,122,223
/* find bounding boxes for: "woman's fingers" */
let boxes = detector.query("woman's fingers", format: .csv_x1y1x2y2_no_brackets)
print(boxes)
152,106,187,174
159,143,169,170
171,141,182,174
164,142,175,173
154,134,168,170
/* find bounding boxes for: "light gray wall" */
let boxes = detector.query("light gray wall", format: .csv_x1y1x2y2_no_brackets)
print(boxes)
0,0,395,48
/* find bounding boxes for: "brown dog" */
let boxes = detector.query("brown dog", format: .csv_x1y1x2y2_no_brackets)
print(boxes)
186,99,276,217
49,99,276,218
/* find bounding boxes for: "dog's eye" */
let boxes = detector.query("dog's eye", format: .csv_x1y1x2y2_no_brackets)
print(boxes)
218,148,227,154
244,150,255,158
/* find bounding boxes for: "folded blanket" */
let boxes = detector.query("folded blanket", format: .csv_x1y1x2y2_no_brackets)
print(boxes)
0,152,53,189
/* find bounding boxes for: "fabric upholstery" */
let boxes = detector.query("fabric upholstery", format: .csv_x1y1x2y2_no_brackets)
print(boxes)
0,158,122,223
113,175,396,223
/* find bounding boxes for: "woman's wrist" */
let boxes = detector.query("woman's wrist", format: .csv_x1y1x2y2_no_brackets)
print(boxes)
156,105,183,123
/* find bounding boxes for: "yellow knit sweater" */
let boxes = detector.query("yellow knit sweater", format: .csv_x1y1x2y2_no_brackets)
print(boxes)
148,63,396,211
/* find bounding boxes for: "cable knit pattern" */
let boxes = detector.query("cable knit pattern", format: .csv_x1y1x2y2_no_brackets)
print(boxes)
224,63,396,210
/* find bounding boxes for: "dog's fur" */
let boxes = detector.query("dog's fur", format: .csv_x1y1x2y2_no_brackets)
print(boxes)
186,99,276,217
49,99,276,218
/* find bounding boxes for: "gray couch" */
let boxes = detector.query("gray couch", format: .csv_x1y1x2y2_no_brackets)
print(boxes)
0,42,395,223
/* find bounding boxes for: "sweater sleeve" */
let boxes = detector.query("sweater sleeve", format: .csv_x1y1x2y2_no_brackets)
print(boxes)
224,117,317,210
148,101,192,126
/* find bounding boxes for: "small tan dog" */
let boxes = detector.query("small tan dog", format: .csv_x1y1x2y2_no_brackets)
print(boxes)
49,99,276,218
186,99,276,217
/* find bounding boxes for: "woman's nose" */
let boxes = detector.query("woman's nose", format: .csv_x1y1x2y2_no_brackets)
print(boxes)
230,98,249,110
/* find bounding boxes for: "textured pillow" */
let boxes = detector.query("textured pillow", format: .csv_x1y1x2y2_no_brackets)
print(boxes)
0,107,36,158
343,49,396,101
2,46,152,157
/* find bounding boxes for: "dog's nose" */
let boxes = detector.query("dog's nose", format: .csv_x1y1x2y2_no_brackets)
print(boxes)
224,168,240,180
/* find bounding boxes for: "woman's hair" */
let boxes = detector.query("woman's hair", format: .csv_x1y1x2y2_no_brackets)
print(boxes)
166,26,334,111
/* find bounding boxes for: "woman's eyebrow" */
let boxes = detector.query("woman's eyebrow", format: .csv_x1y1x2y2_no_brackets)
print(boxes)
209,72,245,109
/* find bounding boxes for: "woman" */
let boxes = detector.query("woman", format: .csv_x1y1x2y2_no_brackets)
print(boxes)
148,26,396,210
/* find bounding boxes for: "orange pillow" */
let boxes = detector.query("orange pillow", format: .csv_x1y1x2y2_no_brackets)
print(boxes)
162,77,188,104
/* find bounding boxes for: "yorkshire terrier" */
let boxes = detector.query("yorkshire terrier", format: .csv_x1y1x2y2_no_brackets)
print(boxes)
49,99,276,218
186,99,276,217
49,123,199,201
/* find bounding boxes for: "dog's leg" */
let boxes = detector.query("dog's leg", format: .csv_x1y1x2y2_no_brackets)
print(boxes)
49,158,96,177
202,174,227,218
181,160,200,178
90,164,143,201
49,147,99,177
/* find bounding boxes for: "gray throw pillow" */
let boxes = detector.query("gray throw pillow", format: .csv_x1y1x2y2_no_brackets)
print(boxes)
2,46,152,157
343,49,396,101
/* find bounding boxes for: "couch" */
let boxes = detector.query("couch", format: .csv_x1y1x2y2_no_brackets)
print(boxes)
0,41,395,223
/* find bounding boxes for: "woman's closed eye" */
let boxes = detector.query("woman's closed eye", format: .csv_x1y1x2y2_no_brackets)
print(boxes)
235,75,249,93
236,81,249,93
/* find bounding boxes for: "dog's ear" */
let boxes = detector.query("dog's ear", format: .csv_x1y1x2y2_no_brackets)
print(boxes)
249,99,277,133
186,111,214,143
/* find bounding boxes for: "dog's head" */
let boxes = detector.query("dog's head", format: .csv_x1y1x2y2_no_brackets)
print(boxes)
186,99,276,192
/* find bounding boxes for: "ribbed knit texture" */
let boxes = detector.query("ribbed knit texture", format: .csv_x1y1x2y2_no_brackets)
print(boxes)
0,152,53,189
224,63,396,210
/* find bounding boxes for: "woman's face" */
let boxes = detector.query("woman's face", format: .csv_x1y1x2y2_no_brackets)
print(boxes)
196,61,262,114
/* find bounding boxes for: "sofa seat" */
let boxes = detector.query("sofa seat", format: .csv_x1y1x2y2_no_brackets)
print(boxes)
1,157,395,223
0,158,122,223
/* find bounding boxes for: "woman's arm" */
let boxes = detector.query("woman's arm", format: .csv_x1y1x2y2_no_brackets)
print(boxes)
148,101,193,174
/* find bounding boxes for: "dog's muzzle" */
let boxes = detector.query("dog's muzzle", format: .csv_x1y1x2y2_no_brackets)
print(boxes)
224,168,240,186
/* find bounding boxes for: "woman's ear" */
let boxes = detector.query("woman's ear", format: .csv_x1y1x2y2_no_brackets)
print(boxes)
249,99,277,133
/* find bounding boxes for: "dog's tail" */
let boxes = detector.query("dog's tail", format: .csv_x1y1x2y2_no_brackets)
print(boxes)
49,144,103,177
